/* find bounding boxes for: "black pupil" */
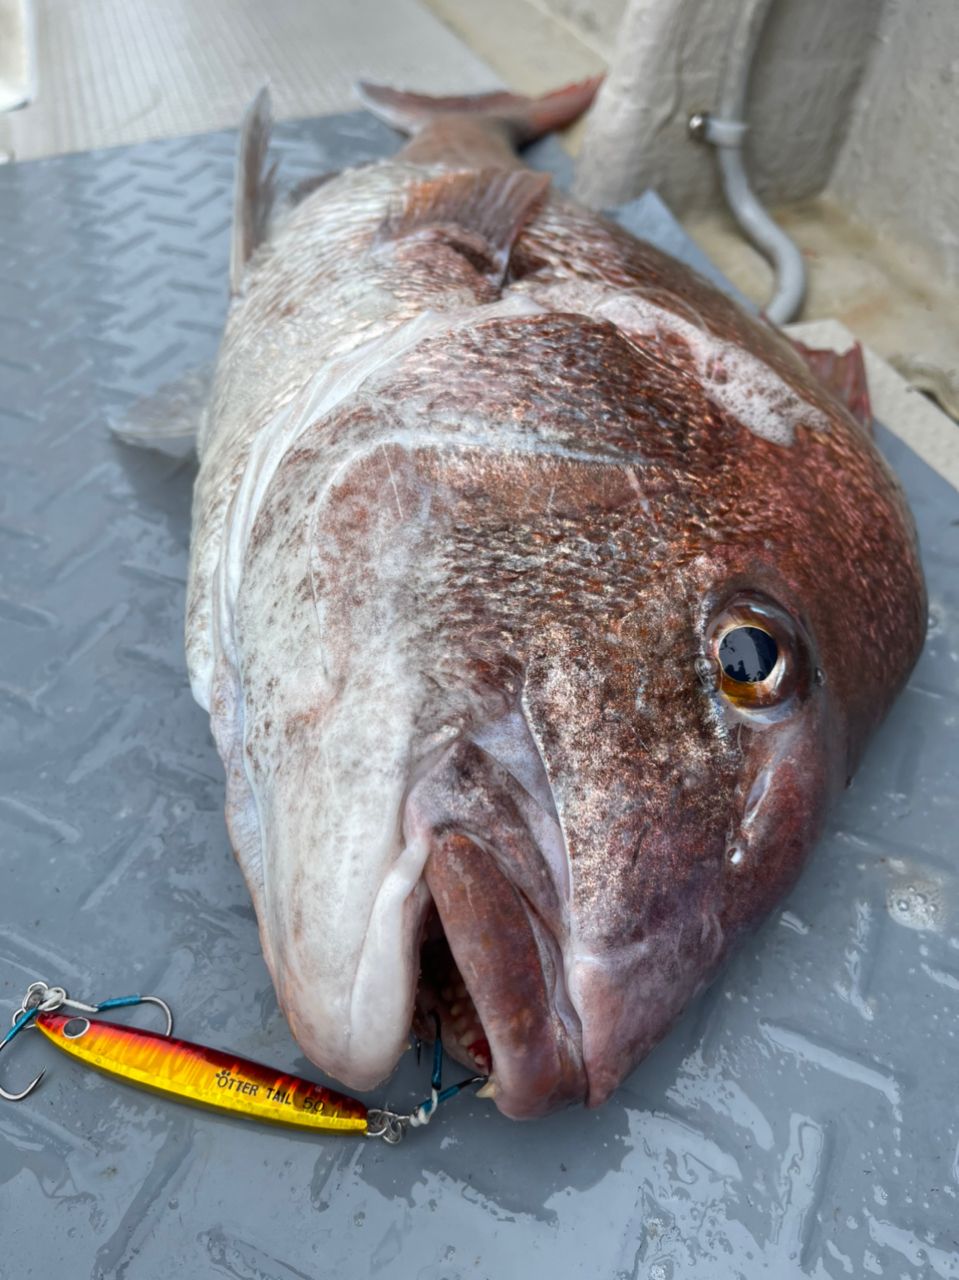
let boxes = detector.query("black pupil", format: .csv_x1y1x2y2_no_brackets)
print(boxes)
719,627,778,683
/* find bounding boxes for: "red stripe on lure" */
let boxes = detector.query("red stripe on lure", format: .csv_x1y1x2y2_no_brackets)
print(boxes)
33,1012,369,1134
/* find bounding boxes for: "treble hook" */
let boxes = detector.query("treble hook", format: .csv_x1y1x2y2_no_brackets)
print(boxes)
0,1009,45,1101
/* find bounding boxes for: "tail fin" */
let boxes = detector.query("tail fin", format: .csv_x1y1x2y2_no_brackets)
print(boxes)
356,77,603,147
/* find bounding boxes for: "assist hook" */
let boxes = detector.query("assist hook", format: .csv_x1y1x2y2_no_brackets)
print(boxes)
0,1007,46,1100
366,1012,486,1143
1,979,173,1102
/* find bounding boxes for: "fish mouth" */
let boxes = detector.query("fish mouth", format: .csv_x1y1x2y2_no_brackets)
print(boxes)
413,829,586,1120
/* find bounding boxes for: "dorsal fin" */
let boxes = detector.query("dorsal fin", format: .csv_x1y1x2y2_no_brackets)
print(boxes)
379,169,550,288
230,87,277,294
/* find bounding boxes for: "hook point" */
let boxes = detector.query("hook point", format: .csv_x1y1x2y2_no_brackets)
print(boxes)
0,1067,44,1103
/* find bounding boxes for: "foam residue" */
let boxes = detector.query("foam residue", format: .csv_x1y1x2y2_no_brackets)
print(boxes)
886,876,945,932
219,291,547,653
595,294,831,445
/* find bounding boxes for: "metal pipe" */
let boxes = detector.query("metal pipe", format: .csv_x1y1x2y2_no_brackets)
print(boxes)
689,0,806,325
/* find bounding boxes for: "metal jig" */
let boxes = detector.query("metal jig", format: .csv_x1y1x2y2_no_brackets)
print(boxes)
2,979,486,1144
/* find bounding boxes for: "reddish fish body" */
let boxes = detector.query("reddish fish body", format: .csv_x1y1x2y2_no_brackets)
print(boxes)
184,82,925,1118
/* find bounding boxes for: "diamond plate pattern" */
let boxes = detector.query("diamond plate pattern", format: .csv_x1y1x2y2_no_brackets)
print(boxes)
1,114,958,1280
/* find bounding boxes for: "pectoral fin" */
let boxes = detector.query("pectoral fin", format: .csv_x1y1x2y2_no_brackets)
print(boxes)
789,336,873,432
110,365,212,457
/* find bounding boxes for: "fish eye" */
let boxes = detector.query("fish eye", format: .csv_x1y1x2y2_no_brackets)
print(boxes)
718,626,778,683
705,594,812,714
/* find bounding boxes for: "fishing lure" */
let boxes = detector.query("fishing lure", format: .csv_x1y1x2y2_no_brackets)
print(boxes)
0,980,482,1144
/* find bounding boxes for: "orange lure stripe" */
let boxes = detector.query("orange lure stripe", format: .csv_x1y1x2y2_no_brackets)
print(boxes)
34,1012,368,1134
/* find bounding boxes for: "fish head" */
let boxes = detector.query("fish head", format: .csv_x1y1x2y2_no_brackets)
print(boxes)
220,312,924,1120
412,540,844,1116
513,567,838,1111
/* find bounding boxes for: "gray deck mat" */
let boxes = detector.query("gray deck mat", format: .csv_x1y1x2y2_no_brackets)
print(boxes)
1,113,957,1280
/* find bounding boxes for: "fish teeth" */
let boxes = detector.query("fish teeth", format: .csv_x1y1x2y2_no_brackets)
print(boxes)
475,1079,498,1099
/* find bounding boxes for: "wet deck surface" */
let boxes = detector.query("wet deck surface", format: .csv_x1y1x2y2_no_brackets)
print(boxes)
1,114,958,1280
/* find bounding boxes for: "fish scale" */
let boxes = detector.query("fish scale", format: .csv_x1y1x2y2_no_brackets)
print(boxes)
142,79,929,1119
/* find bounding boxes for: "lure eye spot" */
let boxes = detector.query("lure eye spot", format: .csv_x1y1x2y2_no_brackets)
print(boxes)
718,626,778,683
62,1017,91,1039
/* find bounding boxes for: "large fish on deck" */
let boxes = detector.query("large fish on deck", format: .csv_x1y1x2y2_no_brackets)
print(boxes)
137,80,925,1119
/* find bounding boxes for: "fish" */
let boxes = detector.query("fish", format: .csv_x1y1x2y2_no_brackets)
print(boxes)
134,79,925,1120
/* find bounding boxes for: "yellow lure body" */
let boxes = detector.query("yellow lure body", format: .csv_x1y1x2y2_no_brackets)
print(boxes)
34,1011,369,1135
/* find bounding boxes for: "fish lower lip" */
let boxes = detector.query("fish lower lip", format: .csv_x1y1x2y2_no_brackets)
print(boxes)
419,830,585,1119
